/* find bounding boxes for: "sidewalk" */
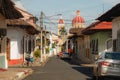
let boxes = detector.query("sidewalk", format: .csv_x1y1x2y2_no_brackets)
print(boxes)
0,56,50,80
0,67,33,80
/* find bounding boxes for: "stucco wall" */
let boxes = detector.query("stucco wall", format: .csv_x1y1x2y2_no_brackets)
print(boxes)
112,17,120,40
76,35,91,63
90,31,111,62
112,17,120,51
7,27,26,59
77,37,84,59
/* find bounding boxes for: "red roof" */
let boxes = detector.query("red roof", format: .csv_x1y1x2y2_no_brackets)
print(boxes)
91,22,112,30
82,21,112,34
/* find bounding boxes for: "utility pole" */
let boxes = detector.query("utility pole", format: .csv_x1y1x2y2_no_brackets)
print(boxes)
44,25,46,60
66,24,68,53
40,11,43,62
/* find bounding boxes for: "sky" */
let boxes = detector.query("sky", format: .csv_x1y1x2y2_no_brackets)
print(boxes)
16,0,120,33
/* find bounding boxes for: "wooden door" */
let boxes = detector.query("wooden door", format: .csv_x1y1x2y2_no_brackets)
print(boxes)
6,38,10,60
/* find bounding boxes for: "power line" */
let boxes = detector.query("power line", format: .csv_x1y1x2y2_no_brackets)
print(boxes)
42,12,58,26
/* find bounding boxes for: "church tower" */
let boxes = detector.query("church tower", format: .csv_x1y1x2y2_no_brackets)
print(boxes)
58,16,64,35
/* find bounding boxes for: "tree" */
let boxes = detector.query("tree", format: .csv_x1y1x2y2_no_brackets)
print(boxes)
59,27,67,35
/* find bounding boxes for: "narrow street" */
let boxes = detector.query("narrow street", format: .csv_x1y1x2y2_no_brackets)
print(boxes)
22,56,92,80
1,1,120,80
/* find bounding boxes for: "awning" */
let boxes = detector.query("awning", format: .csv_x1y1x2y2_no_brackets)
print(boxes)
6,19,39,35
97,3,120,22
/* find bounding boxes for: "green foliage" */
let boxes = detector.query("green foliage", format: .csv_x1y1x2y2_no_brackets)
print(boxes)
52,43,56,48
34,49,41,58
59,27,67,35
46,47,49,54
36,39,40,46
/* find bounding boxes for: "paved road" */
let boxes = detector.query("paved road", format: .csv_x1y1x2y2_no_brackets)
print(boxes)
22,56,120,80
22,56,92,80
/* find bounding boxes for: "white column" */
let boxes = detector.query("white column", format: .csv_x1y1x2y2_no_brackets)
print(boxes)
49,33,53,57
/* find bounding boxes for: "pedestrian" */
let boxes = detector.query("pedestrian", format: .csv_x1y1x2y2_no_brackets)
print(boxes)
68,48,73,58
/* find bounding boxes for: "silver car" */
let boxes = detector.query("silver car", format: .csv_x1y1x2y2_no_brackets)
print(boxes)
93,52,120,80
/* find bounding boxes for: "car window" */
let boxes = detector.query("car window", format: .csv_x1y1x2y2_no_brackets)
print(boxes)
105,53,120,60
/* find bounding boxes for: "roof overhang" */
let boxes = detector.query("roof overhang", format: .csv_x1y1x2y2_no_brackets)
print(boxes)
0,0,23,19
7,19,39,35
97,3,120,22
82,21,112,35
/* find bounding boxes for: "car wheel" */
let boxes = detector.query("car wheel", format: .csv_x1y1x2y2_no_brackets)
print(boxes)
93,70,103,80
92,75,96,80
98,76,104,80
92,76,103,80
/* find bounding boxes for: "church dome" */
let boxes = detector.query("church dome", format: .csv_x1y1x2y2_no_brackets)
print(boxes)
72,10,85,28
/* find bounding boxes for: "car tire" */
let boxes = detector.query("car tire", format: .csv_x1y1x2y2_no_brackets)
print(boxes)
92,76,96,80
92,70,104,80
92,76,104,80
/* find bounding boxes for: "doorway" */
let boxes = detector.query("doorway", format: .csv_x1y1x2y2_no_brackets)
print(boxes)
6,38,10,60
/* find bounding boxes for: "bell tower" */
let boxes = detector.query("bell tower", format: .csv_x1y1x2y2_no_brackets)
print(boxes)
58,16,64,35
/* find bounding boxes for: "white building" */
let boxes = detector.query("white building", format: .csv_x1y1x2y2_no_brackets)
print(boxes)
0,0,23,69
6,7,38,65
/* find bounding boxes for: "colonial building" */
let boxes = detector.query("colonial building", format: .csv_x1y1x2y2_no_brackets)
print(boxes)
57,17,66,53
69,10,112,64
0,0,23,69
6,7,39,65
69,10,85,63
58,16,64,35
97,3,120,52
82,21,112,63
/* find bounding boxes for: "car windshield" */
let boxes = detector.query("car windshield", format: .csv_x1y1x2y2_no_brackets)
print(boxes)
105,53,120,60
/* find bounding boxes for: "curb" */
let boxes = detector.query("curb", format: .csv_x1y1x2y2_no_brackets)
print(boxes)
41,57,50,67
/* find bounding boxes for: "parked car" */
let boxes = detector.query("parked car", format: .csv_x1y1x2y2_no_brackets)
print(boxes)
57,52,69,58
93,52,120,80
57,52,63,58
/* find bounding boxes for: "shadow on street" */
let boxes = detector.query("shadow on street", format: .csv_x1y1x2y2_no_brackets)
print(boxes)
72,66,93,77
61,57,79,65
61,57,93,79
61,58,120,80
